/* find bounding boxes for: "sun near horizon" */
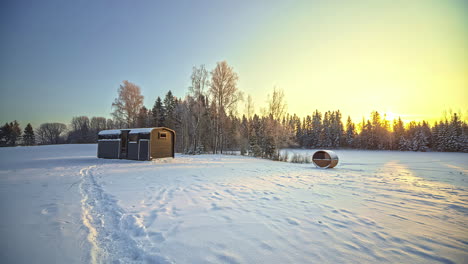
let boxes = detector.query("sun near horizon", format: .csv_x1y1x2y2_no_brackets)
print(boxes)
236,0,468,126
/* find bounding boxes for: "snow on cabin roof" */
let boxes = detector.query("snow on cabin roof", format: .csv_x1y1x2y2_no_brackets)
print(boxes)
98,129,122,135
98,127,173,135
128,128,154,134
128,127,176,134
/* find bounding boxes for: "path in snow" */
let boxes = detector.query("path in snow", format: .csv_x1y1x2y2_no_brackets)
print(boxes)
78,165,171,264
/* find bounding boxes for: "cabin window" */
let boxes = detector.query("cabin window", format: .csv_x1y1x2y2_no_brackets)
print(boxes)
128,134,138,142
159,132,167,139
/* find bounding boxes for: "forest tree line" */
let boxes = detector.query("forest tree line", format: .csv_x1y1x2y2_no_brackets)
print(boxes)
1,61,467,154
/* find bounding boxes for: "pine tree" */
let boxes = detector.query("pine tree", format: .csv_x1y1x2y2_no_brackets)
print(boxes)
249,114,262,157
412,126,429,152
0,123,12,147
164,91,177,129
421,121,432,149
262,117,277,159
240,115,249,155
359,119,372,149
331,110,343,148
398,136,410,151
461,122,468,153
10,121,21,146
447,113,463,151
433,120,449,151
23,123,35,146
345,116,356,148
311,110,322,148
369,111,381,149
152,96,165,127
392,117,405,150
303,115,312,147
291,114,302,147
137,106,149,127
320,111,332,148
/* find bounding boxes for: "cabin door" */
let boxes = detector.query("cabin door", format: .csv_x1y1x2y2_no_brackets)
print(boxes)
120,130,129,159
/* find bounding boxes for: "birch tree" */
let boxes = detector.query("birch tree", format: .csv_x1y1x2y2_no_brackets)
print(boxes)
209,61,241,153
189,65,210,153
111,80,144,128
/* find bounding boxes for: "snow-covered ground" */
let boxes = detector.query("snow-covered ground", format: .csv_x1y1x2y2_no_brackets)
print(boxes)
0,145,467,264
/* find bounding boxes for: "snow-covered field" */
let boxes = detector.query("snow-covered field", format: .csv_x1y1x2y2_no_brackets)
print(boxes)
0,145,467,264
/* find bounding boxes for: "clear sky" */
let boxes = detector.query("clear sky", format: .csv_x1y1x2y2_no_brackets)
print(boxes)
1,0,467,128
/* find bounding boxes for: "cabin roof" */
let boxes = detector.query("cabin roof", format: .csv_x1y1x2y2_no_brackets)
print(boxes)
128,128,154,134
98,129,122,135
98,127,175,136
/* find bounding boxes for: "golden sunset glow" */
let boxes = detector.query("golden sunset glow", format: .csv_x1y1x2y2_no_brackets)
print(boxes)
384,112,397,122
234,0,467,124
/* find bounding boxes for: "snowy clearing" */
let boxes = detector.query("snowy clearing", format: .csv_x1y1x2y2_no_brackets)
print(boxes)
0,145,467,263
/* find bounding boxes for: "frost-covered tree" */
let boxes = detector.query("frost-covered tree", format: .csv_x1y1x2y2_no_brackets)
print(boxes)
320,111,333,148
249,114,262,157
398,136,411,151
392,117,405,150
411,127,429,151
302,115,312,147
446,113,464,152
111,80,144,128
290,114,302,147
331,110,343,148
357,119,372,149
310,110,322,148
345,116,356,148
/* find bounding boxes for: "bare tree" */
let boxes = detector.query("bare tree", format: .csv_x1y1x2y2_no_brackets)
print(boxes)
188,65,210,153
71,116,90,132
36,123,66,145
106,119,115,129
267,87,287,121
189,65,210,99
68,116,91,143
90,117,107,132
111,80,144,128
245,94,255,121
209,61,242,153
90,117,107,141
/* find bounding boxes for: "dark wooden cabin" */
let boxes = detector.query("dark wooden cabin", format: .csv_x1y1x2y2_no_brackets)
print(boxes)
97,127,175,161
